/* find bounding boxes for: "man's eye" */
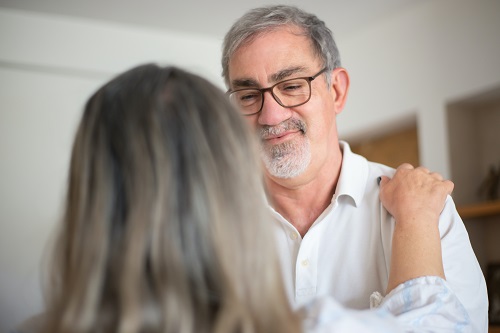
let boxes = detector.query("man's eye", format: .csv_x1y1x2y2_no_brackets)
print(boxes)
284,84,302,90
240,92,259,101
280,80,306,92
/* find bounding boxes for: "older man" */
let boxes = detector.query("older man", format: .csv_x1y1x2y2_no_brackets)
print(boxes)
222,5,487,332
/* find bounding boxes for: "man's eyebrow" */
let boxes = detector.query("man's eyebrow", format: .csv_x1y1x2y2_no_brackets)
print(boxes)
231,78,259,89
230,66,308,90
270,66,307,83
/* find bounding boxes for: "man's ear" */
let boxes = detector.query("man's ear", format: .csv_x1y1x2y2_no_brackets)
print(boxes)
330,67,350,115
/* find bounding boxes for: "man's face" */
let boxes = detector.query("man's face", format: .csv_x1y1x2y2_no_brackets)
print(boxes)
227,26,340,180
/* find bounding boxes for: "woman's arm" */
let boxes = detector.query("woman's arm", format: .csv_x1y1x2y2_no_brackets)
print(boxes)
379,163,454,294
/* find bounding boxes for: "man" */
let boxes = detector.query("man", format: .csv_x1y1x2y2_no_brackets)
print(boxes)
222,5,487,332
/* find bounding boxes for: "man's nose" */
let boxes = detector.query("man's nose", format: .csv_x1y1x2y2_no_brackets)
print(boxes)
258,91,292,126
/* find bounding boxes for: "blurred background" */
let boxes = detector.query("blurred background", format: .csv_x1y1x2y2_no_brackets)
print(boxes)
1,0,500,331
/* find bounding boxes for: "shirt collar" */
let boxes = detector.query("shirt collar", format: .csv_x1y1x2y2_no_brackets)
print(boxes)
334,141,369,207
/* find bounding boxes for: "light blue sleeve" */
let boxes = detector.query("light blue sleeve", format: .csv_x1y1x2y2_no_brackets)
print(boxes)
376,276,471,332
302,276,471,333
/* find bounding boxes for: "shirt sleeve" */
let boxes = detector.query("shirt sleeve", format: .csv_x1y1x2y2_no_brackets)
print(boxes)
302,276,471,333
374,276,471,332
438,196,488,332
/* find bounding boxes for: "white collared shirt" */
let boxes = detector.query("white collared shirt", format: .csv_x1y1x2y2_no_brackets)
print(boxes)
272,141,488,332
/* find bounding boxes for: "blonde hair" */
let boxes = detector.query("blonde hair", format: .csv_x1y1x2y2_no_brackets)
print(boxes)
41,64,302,333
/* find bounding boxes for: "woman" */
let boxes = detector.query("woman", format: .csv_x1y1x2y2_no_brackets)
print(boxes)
27,64,467,333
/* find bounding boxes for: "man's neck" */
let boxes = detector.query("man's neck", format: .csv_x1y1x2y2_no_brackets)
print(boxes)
265,151,342,237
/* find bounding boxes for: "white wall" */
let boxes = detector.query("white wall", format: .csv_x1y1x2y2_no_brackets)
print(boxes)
338,0,500,177
1,0,500,331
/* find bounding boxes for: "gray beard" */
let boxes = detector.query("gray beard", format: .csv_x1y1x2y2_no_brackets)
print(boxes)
259,119,311,179
260,139,311,179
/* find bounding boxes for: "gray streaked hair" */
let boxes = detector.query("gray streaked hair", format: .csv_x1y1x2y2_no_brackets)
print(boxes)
221,5,341,87
40,64,303,333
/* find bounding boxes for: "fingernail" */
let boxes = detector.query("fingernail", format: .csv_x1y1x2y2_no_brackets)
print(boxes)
377,176,382,186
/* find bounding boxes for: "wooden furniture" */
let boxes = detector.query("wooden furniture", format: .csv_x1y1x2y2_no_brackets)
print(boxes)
457,200,500,219
489,326,500,333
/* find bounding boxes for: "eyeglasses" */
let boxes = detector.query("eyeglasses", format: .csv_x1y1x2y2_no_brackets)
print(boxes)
228,67,328,116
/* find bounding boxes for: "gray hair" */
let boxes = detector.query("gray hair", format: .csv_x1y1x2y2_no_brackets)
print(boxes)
221,5,341,87
41,64,302,333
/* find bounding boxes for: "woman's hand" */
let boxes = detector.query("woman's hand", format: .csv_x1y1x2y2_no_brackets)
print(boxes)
379,163,454,226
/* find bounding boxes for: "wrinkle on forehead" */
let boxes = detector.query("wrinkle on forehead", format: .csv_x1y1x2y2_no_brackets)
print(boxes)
228,25,318,89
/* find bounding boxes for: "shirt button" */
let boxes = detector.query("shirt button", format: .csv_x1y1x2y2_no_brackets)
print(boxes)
301,259,309,267
290,232,298,240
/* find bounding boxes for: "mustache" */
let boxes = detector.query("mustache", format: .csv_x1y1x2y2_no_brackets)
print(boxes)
259,118,307,138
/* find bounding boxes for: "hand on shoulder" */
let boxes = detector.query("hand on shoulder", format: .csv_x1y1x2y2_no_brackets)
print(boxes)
379,163,454,225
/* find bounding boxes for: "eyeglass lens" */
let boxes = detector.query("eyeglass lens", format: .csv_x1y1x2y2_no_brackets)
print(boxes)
229,77,311,115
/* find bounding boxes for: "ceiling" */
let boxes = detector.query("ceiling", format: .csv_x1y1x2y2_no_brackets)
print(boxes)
0,0,426,40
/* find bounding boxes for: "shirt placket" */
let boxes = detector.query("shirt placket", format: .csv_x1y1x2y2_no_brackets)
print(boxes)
295,230,319,301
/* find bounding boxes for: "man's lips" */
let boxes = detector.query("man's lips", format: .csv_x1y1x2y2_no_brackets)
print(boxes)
262,130,300,143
